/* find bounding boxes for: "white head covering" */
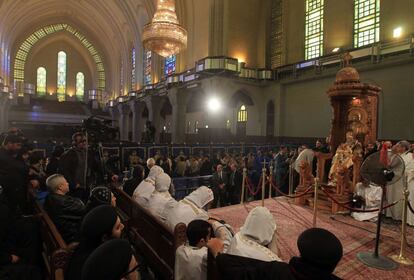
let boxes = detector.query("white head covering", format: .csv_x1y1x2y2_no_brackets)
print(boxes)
240,206,276,246
148,165,164,179
186,186,214,208
155,173,171,192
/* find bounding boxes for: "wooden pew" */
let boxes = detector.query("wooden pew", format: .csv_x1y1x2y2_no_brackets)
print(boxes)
29,192,73,280
112,187,187,280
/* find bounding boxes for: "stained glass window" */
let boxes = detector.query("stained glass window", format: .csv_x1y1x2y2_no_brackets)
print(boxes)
164,55,176,76
305,0,324,60
144,50,152,85
354,0,380,48
57,51,66,102
131,47,136,90
237,105,248,122
76,72,84,101
36,67,46,97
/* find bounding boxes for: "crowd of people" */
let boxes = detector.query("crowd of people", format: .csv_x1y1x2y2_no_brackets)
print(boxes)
1,127,413,279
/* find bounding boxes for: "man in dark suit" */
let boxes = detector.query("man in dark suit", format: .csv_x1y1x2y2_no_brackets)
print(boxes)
211,164,228,208
228,163,243,205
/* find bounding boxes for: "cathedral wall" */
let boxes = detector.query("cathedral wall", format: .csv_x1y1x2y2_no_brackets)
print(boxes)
266,60,414,141
224,0,271,68
179,1,210,71
25,40,93,100
282,0,414,65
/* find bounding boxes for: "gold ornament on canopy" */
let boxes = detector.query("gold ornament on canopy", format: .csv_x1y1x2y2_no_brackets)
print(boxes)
142,0,187,57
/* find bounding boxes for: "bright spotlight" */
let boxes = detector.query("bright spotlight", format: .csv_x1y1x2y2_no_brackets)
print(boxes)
393,27,402,38
207,97,221,112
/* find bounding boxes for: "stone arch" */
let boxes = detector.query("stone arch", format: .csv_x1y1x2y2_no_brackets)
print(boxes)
227,89,255,108
13,23,106,90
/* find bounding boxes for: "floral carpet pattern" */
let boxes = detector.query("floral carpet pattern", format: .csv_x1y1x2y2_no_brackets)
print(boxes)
209,198,414,279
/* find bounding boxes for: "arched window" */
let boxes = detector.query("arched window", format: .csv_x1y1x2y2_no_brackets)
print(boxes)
76,72,84,101
354,0,380,47
131,47,136,90
305,0,324,59
237,105,248,122
36,67,46,97
144,50,152,85
57,51,66,102
164,55,176,76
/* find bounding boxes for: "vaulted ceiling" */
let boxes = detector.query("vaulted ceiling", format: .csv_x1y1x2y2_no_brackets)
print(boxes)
0,0,168,94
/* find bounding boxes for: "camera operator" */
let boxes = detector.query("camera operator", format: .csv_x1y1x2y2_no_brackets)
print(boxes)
59,132,88,192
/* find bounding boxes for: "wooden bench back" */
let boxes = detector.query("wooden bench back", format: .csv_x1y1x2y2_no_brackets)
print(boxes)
29,192,70,280
112,188,187,280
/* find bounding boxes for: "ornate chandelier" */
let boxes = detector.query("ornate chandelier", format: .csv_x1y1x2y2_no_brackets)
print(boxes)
142,0,187,57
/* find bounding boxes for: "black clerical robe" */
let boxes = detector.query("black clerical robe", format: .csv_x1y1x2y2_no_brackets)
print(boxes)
216,254,342,280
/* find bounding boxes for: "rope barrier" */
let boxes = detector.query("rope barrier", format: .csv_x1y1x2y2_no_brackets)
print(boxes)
320,186,402,213
245,176,263,196
269,179,314,199
408,200,414,215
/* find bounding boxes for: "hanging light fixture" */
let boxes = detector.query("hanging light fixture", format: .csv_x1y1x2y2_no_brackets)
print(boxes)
142,0,187,57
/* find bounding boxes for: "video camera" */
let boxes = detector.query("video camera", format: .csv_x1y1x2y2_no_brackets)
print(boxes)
82,116,118,144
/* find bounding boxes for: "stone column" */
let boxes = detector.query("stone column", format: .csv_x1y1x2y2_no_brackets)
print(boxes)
129,100,145,143
144,96,163,143
0,95,10,132
117,103,131,141
168,88,190,144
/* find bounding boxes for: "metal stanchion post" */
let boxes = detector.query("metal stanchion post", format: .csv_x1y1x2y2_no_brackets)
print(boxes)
261,166,266,207
240,168,247,204
312,178,319,228
269,165,273,199
391,176,413,265
289,163,293,195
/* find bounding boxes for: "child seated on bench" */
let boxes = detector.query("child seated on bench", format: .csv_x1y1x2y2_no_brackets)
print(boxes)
175,220,213,280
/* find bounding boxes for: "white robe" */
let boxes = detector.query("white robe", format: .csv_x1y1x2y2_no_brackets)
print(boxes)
386,152,414,221
147,191,177,222
227,233,281,262
164,186,214,231
164,199,209,231
294,149,314,174
226,206,281,262
351,182,382,221
132,178,155,208
174,245,207,280
403,153,414,225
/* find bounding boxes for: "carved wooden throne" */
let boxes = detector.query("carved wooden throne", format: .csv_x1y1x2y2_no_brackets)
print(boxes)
297,54,381,213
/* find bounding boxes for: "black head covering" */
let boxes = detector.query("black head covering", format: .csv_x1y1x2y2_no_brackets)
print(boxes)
86,187,112,211
81,205,118,240
297,228,343,273
81,239,133,280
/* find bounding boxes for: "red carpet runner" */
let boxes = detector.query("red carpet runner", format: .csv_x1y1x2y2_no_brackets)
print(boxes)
209,198,414,279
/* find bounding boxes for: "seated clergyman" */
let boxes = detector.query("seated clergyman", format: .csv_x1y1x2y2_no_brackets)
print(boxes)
147,172,177,221
164,186,214,231
226,206,281,262
175,220,213,280
132,165,164,207
208,227,343,280
65,205,124,280
44,174,86,243
82,239,139,280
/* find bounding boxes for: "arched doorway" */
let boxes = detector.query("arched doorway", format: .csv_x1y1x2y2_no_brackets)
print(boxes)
237,104,248,138
266,100,275,138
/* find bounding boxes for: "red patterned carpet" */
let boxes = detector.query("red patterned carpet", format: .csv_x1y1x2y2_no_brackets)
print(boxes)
209,198,414,280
